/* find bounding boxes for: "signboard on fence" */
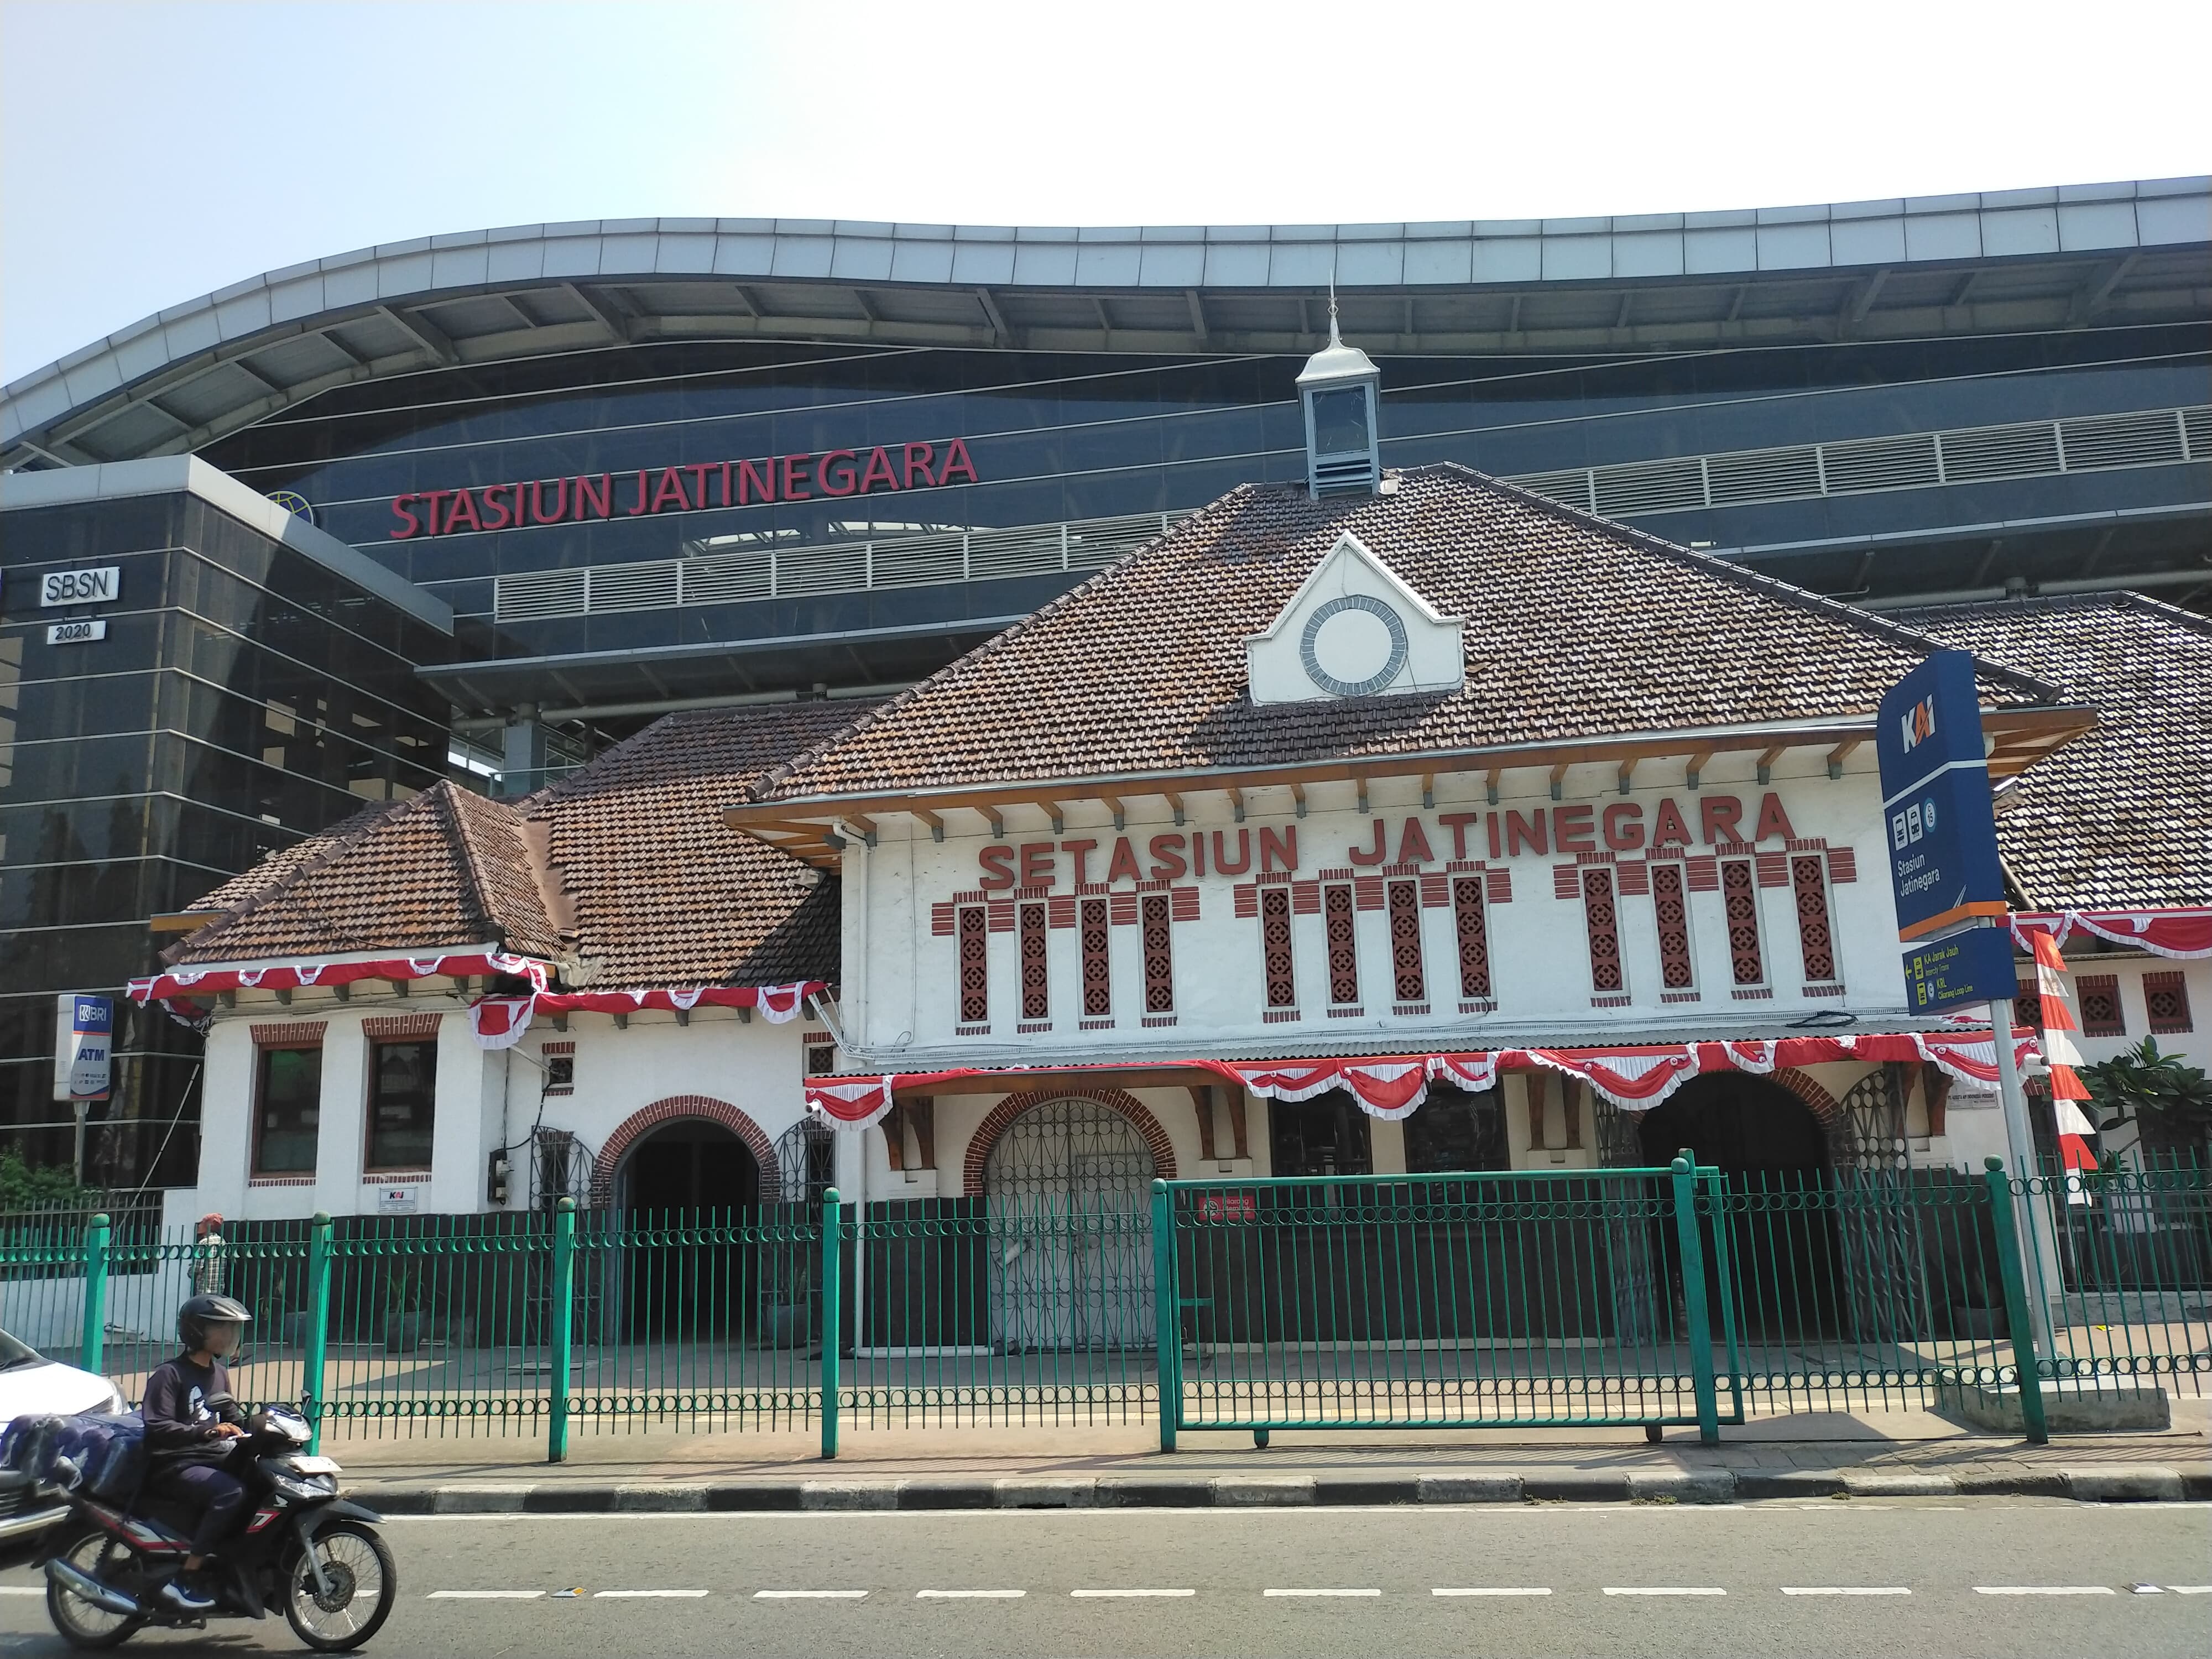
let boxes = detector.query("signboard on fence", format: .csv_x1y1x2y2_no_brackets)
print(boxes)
52,994,112,1102
1876,651,2012,1012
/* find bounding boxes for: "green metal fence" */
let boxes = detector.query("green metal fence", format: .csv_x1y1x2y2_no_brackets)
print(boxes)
10,1155,2206,1463
1155,1162,1734,1448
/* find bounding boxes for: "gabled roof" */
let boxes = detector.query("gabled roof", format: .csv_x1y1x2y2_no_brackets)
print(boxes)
166,698,878,988
166,781,562,965
745,464,2062,806
531,700,869,987
1896,593,2212,911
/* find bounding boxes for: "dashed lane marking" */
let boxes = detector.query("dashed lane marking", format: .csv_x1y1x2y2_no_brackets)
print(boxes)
1604,1587,1726,1596
2166,1586,2212,1594
1434,1587,1553,1597
755,1590,869,1599
1071,1589,1195,1598
1783,1587,1911,1596
593,1589,711,1598
916,1589,1026,1599
1974,1586,2115,1596
1265,1588,1382,1597
0,1588,46,1596
427,1590,547,1600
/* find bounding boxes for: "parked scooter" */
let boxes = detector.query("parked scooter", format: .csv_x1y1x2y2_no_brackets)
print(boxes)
38,1401,394,1650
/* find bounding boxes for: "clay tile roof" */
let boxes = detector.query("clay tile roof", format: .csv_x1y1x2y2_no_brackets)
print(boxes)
750,465,2057,803
529,698,873,988
1896,593,2212,911
167,781,562,965
169,700,875,986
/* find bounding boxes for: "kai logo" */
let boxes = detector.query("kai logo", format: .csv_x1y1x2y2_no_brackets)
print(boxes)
1899,694,1937,754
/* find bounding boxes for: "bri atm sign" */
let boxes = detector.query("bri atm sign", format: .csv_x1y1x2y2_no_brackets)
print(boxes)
1875,650,2011,1013
51,994,112,1103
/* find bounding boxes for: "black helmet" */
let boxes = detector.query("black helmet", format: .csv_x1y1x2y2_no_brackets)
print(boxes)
178,1293,251,1353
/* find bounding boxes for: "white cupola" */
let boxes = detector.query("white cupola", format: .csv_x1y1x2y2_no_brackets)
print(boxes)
1295,295,1382,498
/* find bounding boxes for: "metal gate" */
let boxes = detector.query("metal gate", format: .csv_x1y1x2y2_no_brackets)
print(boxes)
984,1098,1155,1351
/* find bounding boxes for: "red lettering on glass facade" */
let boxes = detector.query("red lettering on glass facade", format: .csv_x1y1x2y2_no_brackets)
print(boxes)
387,438,982,536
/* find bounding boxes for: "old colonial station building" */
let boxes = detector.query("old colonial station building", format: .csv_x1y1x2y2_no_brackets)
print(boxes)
129,337,2209,1369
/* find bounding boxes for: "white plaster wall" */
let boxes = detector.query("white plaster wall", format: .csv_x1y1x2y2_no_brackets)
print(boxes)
169,993,813,1220
852,753,1903,1062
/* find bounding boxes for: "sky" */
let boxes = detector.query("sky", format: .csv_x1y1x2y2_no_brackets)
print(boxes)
2,0,2206,382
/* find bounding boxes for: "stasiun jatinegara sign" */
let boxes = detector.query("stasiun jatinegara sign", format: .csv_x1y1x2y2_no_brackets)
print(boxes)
388,437,978,539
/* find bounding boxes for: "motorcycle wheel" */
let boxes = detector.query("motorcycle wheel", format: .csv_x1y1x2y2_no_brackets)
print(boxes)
281,1520,397,1652
44,1527,144,1650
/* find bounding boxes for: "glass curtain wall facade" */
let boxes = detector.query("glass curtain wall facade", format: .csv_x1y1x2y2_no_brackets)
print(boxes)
202,322,2210,676
1,493,451,1184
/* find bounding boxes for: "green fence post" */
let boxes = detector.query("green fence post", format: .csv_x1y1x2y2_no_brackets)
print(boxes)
1669,1157,1719,1445
820,1188,841,1461
303,1212,332,1454
80,1213,111,1378
1983,1157,2047,1446
547,1198,576,1464
1151,1180,1178,1453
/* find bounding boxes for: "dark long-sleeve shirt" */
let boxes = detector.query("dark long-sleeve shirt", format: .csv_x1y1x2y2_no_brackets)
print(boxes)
139,1354,243,1468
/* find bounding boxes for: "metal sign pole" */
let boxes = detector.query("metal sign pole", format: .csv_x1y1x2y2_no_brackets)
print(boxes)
1985,1001,2057,1353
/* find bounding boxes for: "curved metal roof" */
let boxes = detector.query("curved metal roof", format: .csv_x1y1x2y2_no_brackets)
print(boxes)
4,176,2205,474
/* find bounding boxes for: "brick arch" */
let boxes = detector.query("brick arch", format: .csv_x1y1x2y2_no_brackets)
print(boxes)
961,1088,1177,1198
1767,1067,1846,1133
590,1095,776,1208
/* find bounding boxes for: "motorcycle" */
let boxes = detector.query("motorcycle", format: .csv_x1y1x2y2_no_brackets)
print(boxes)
36,1401,394,1651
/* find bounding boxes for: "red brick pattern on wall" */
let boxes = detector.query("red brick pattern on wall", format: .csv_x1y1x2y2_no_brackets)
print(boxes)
961,1088,1177,1198
589,1095,776,1208
362,1013,443,1039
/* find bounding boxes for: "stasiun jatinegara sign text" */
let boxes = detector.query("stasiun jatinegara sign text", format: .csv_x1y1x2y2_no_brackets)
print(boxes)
388,437,978,539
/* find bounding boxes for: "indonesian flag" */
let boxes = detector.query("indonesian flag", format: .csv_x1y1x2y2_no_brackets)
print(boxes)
2030,932,2097,1187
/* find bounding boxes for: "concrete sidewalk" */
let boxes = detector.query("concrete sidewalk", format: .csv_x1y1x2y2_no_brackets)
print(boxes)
324,1405,2212,1512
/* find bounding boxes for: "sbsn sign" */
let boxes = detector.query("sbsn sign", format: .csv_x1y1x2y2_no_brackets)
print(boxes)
389,439,979,538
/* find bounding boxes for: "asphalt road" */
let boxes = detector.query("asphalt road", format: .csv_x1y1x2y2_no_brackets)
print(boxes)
1,1500,2205,1657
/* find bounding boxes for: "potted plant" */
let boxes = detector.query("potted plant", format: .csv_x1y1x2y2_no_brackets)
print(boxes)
382,1266,426,1353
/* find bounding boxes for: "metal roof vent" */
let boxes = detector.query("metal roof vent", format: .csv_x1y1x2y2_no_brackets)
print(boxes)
1296,290,1381,498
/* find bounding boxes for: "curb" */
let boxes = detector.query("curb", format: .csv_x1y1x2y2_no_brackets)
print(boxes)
353,1462,2212,1515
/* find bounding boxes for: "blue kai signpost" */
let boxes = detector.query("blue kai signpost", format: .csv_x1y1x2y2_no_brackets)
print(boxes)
1875,651,2054,1337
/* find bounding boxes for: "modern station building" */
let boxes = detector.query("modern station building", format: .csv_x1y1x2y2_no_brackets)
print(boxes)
2,175,2208,1187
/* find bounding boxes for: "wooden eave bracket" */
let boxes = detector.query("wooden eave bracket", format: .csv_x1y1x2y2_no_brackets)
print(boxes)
1685,749,1714,790
1756,744,1786,785
1548,761,1570,801
1825,737,1863,780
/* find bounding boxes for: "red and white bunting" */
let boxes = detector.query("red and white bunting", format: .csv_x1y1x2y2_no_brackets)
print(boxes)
807,1077,898,1129
466,982,827,1048
1335,1060,1430,1120
2012,909,2212,961
2029,933,2097,1183
130,950,551,1008
805,1029,2045,1124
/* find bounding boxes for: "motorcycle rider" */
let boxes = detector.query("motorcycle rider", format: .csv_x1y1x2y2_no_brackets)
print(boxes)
138,1294,253,1615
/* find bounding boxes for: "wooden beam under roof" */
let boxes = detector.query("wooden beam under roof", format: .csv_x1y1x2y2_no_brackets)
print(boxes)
1756,744,1786,784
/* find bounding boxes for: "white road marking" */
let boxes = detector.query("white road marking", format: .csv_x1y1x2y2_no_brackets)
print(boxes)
1783,1587,1911,1596
1265,1588,1381,1597
1974,1586,2114,1596
2166,1585,2212,1594
1604,1587,1726,1596
755,1589,869,1599
0,1587,46,1596
1071,1588,1196,1598
427,1589,547,1599
593,1589,711,1598
917,1589,1025,1598
1433,1587,1553,1597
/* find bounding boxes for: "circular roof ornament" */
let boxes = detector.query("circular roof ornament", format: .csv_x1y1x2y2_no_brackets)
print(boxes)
1300,593,1410,698
265,489,315,527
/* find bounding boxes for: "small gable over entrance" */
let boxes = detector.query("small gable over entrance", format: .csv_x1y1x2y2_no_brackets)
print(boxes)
1243,531,1465,705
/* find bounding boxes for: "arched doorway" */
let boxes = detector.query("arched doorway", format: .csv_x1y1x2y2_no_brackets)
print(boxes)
619,1118,761,1339
983,1097,1155,1351
1639,1073,1839,1338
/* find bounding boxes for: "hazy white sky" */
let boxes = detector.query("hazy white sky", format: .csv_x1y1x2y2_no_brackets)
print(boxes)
2,0,2205,382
